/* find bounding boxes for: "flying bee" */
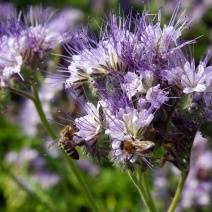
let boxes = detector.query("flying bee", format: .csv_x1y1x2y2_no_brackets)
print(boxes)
120,139,155,169
49,125,80,160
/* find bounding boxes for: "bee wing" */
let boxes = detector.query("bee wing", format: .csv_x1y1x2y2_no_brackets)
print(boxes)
137,141,152,149
48,137,60,149
134,141,154,157
134,148,153,158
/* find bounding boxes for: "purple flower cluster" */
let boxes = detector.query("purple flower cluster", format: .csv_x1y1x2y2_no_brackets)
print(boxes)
0,6,65,87
60,5,212,169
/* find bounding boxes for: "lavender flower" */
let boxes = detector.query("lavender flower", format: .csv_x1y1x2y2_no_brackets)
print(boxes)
121,72,146,98
32,171,60,190
65,64,90,89
140,13,185,59
181,61,207,94
76,159,100,176
162,53,212,95
5,148,39,167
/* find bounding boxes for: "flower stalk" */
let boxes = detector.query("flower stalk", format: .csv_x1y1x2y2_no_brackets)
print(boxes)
167,128,194,212
141,172,156,208
128,170,158,212
9,86,35,101
167,171,189,212
31,83,57,139
30,83,100,212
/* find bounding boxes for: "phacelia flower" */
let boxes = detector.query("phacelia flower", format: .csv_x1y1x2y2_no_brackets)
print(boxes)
145,84,169,109
0,36,23,80
74,102,103,146
105,107,154,163
57,4,212,172
181,61,207,94
121,72,144,98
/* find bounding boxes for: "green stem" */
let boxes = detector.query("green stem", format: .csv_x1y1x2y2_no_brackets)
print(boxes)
30,83,100,212
31,83,57,139
142,172,151,196
142,172,157,212
167,126,196,212
9,87,35,101
167,171,188,212
128,171,157,212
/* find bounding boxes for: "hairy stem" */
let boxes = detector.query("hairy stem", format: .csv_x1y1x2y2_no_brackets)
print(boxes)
167,130,195,212
31,83,57,139
167,171,188,212
141,172,157,212
128,171,157,212
30,83,100,212
9,86,35,101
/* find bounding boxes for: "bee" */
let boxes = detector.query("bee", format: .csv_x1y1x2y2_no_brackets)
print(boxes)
120,140,155,157
49,125,80,160
120,139,155,169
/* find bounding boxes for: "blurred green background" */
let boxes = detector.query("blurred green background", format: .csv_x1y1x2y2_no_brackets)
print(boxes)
0,0,212,212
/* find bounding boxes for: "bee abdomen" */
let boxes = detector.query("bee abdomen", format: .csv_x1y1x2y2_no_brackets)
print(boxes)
62,142,79,160
66,148,79,160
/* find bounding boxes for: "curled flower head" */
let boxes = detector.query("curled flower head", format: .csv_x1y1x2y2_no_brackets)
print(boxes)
0,5,68,84
18,6,65,65
57,4,212,173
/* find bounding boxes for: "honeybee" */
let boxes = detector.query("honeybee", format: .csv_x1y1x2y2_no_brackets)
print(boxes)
49,125,80,160
120,140,155,158
120,140,155,170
